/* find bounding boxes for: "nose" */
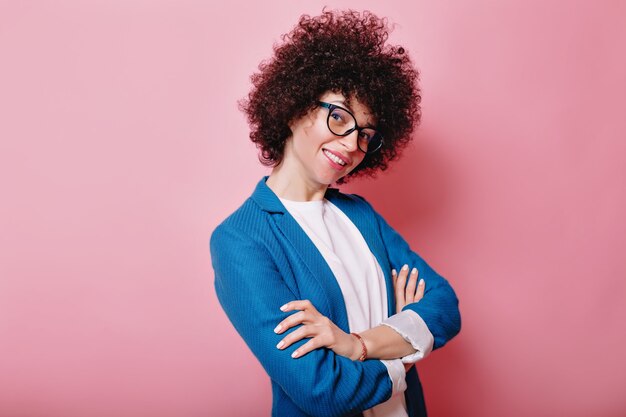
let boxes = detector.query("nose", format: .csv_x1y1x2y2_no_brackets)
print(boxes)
338,130,359,153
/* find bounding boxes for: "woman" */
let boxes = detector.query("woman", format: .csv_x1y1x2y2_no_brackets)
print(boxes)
211,9,461,417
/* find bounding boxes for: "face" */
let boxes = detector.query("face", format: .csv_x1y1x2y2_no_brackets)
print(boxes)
283,91,375,188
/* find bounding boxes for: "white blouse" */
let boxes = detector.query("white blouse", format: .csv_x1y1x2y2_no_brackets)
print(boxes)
280,198,434,417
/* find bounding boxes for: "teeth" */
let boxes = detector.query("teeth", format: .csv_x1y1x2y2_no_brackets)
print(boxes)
324,150,346,166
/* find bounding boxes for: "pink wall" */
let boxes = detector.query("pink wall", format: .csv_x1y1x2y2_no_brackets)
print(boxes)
1,1,625,416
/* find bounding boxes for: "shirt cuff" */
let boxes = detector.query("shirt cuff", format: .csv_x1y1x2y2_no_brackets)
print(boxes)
380,359,407,396
381,310,434,364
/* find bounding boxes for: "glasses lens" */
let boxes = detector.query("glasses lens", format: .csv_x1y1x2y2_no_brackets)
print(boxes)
323,103,383,154
327,107,355,135
359,128,383,153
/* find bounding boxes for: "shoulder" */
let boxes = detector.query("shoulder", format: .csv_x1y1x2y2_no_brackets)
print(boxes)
210,196,268,252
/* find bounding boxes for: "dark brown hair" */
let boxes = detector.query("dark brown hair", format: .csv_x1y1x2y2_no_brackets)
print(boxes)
240,9,421,181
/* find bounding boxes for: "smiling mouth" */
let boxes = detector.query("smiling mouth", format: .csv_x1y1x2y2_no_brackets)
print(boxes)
323,149,347,166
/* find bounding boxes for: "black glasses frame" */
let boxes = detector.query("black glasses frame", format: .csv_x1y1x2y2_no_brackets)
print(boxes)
317,101,384,154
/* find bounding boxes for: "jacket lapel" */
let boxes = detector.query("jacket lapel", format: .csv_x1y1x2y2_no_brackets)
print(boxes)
250,177,396,325
250,178,350,331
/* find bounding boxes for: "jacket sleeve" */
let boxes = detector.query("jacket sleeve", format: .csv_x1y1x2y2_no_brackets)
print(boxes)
210,223,393,417
365,199,461,350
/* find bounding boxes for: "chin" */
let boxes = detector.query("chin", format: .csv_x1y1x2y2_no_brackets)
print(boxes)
314,175,338,187
313,165,351,186
329,176,347,186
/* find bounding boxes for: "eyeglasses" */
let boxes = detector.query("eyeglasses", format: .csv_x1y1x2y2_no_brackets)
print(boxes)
317,101,384,154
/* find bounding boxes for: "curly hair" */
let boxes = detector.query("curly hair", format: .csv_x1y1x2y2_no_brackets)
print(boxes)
240,9,421,182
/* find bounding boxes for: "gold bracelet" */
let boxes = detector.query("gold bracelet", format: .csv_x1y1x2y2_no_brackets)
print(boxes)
351,332,368,361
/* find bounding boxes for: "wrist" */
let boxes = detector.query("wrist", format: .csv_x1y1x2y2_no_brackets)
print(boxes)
350,332,368,361
350,334,361,361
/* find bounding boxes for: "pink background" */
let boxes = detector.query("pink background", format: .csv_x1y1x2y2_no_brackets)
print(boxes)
1,1,625,416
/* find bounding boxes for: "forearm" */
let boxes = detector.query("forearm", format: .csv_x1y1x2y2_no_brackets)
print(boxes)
354,325,416,360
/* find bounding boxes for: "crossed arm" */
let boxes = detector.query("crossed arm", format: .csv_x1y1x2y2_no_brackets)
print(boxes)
211,202,460,416
274,265,426,363
273,198,461,365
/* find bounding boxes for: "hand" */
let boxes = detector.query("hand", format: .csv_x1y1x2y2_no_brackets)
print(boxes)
274,300,360,360
392,265,425,314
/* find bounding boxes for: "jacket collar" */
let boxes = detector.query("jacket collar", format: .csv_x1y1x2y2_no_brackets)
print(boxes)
250,176,341,213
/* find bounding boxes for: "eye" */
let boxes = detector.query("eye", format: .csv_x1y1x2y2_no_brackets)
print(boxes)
358,130,372,142
330,109,345,122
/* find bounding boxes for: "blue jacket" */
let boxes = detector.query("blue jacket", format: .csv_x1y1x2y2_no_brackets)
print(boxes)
211,178,461,417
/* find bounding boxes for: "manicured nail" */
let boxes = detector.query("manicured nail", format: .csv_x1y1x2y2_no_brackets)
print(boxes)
402,264,409,271
276,340,284,349
274,324,282,333
280,304,288,311
419,279,425,286
392,269,397,276
291,350,300,358
411,268,418,275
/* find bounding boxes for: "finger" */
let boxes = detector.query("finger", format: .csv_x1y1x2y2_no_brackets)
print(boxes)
395,265,409,300
414,278,426,302
274,310,309,334
280,299,316,313
291,337,323,359
276,325,315,351
405,268,419,303
392,269,397,287
395,265,409,313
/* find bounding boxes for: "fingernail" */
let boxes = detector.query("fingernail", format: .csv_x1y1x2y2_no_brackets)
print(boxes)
411,267,417,275
402,264,409,271
280,304,288,311
419,279,425,286
392,269,397,276
291,350,299,358
274,324,282,333
276,340,284,349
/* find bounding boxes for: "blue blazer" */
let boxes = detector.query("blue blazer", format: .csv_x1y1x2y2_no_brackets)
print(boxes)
211,178,461,417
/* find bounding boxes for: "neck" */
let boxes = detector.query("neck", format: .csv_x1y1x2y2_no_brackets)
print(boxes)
266,162,328,201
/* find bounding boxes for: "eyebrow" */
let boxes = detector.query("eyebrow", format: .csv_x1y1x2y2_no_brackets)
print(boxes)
330,99,351,110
